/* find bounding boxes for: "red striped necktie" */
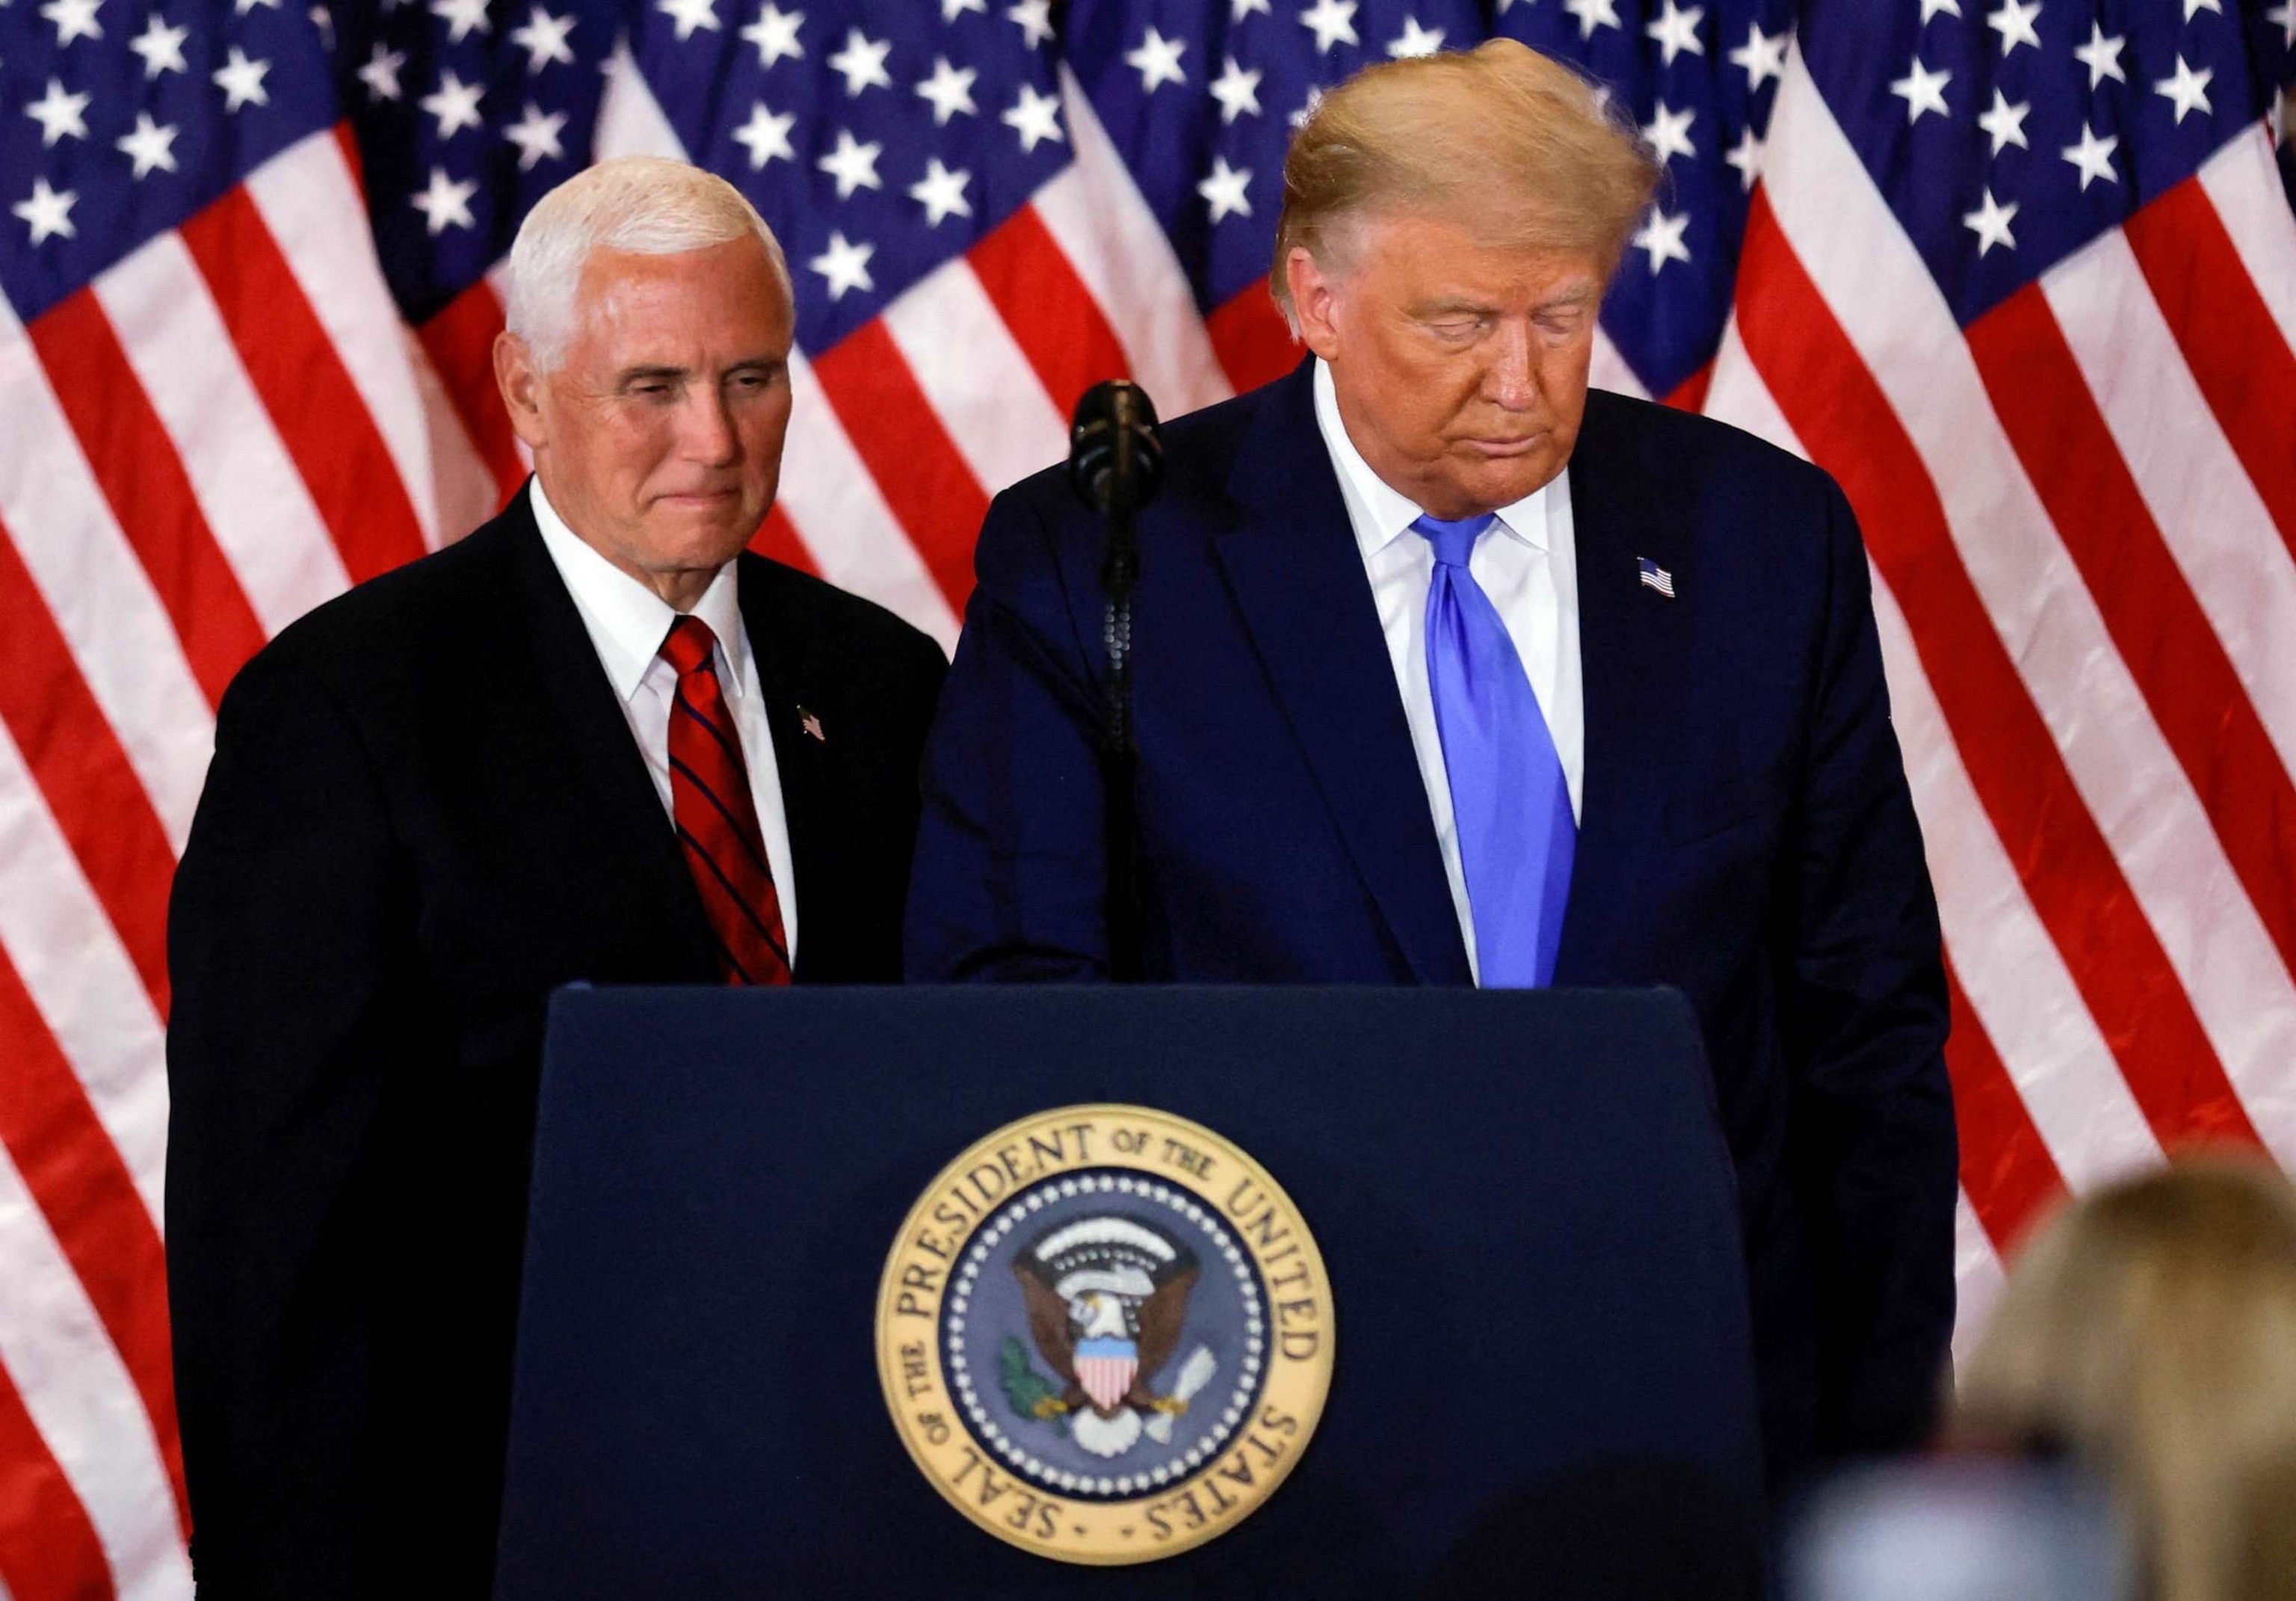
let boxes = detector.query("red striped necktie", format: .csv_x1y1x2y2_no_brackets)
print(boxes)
659,615,792,986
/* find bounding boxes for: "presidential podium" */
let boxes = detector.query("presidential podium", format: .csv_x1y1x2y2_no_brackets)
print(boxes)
493,987,1764,1599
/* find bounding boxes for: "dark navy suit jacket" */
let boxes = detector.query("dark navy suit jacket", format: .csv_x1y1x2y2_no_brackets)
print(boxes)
905,360,1957,1489
167,490,945,1596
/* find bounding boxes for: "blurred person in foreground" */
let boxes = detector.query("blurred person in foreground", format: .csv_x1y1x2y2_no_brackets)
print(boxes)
166,157,945,1594
907,39,1956,1495
1950,1157,2296,1601
1789,1456,2132,1601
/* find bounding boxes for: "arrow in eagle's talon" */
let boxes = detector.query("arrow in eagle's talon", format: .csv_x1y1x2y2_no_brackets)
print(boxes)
1144,1346,1219,1445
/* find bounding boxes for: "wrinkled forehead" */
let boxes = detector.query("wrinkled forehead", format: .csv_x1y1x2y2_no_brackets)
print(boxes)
569,238,794,348
1330,210,1608,309
576,234,789,301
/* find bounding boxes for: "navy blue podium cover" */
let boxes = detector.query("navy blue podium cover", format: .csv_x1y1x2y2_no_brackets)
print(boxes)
495,986,1762,1598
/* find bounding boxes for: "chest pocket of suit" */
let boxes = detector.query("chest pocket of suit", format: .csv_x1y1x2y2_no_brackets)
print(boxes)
1663,774,1776,847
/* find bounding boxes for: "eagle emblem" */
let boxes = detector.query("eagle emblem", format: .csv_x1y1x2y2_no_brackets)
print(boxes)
879,1106,1334,1563
1003,1215,1218,1460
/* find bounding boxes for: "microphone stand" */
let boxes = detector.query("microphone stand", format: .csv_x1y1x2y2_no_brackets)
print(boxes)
1069,378,1160,983
1100,418,1143,984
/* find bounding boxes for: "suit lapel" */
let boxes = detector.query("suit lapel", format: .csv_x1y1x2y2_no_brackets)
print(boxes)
501,488,719,977
1554,393,1692,984
1212,363,1472,985
736,561,836,982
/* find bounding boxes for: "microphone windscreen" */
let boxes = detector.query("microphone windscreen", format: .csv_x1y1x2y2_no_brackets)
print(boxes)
1067,380,1164,514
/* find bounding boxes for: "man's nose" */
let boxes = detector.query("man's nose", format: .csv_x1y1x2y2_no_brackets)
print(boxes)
1482,321,1538,411
679,388,740,466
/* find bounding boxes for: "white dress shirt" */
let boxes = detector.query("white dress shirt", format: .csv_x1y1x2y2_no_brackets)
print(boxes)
529,479,799,960
1311,358,1584,983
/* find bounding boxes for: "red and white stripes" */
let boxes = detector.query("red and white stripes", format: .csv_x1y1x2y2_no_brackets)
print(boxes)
0,117,424,1601
1707,50,2296,1298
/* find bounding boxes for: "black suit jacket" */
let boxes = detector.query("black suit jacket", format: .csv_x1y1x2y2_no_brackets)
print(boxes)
165,490,945,1597
908,361,1957,1490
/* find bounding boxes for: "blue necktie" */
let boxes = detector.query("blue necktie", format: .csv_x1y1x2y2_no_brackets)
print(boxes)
1413,513,1576,987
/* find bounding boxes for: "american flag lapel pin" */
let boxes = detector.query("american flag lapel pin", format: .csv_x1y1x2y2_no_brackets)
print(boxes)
1637,557,1676,599
797,706,826,743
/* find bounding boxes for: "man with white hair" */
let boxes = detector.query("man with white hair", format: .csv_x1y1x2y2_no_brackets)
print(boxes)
909,42,1956,1497
167,157,945,1593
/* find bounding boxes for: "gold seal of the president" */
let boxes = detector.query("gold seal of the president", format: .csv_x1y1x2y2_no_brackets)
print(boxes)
875,1103,1334,1564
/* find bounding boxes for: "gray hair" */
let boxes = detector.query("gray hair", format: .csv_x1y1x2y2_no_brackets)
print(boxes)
504,156,793,371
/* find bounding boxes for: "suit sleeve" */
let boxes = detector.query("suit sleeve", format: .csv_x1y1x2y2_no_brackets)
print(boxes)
165,644,422,1594
905,485,1113,981
1787,478,1959,1460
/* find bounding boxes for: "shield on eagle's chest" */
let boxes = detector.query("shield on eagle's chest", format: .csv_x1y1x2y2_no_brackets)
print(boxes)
1074,1336,1138,1413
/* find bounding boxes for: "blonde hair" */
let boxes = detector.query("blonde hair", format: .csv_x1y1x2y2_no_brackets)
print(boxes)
505,155,791,371
1957,1156,2296,1601
1270,39,1659,327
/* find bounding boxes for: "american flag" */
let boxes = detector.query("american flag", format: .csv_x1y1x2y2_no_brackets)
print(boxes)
0,0,2289,1586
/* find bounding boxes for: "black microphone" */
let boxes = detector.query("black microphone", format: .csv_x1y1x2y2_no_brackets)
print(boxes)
1067,380,1164,516
1066,382,1158,982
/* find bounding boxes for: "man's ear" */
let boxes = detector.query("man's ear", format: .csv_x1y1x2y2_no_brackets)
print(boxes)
1285,247,1342,363
493,331,548,453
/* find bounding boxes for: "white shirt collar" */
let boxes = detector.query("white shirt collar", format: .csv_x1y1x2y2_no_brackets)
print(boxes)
528,478,750,704
1311,357,1554,560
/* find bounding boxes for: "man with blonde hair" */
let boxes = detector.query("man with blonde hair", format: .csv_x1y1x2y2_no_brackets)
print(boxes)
167,157,945,1593
910,41,1955,1493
